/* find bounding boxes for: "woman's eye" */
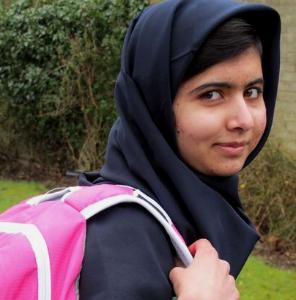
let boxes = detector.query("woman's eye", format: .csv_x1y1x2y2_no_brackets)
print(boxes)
200,91,221,101
244,87,263,99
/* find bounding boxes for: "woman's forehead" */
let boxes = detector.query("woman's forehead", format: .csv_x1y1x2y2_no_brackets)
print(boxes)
177,47,263,96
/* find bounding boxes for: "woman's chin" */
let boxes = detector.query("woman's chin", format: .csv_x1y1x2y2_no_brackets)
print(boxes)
193,161,245,177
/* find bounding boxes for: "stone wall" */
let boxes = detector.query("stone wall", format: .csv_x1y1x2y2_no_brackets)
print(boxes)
244,0,296,154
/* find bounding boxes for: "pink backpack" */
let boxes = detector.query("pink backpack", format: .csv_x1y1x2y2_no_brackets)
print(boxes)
0,183,192,300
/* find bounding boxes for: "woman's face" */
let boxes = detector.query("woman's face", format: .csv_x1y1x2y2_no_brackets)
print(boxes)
173,47,266,176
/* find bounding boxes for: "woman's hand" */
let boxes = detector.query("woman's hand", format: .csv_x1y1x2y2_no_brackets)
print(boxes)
169,239,240,300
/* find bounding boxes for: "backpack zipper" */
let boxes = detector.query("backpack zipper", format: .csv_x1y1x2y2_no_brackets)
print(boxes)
27,186,81,205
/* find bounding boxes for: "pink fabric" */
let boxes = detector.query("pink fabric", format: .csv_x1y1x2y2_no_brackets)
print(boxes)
0,202,84,300
33,201,85,300
0,201,34,221
65,184,134,211
0,232,38,300
0,184,134,300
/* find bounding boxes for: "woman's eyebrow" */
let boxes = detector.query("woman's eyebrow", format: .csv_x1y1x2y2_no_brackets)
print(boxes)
245,78,264,88
189,78,264,94
189,82,232,94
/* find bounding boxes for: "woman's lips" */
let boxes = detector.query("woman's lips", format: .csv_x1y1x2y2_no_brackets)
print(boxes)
214,142,246,156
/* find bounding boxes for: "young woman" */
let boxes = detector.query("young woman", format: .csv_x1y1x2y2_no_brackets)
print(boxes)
79,0,280,299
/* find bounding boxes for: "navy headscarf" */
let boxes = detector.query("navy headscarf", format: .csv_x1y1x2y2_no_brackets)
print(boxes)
80,0,280,276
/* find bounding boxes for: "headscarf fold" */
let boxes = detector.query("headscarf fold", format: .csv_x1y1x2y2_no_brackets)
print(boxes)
80,0,280,277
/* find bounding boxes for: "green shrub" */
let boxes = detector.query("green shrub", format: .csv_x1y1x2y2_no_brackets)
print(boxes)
240,141,296,250
0,0,148,171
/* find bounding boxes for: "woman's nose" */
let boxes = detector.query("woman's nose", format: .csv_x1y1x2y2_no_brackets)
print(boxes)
226,96,254,131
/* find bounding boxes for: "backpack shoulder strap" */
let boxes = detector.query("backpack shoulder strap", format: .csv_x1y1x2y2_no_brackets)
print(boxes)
66,184,193,267
26,183,193,266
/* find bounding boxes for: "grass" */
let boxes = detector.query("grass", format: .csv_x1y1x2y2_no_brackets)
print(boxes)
0,180,47,212
238,256,296,300
0,180,296,299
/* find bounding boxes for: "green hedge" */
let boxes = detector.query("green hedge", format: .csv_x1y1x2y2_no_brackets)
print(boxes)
0,0,148,171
